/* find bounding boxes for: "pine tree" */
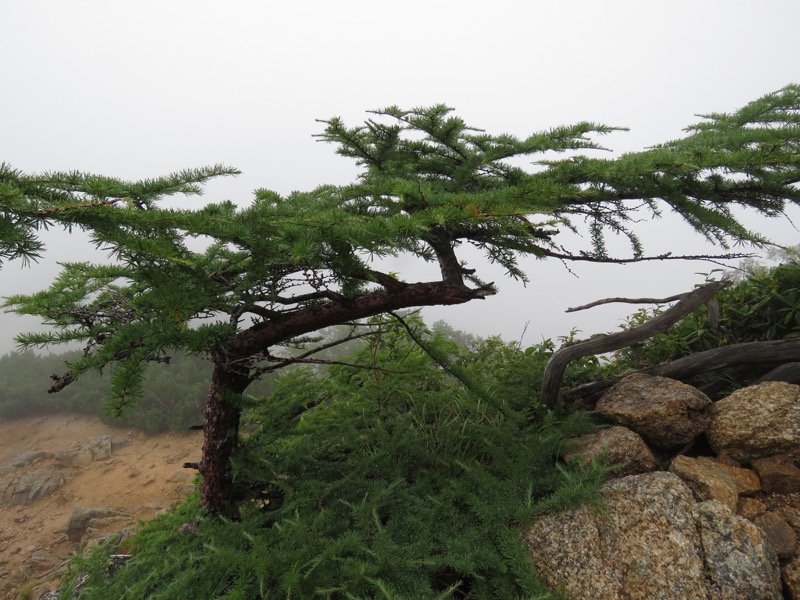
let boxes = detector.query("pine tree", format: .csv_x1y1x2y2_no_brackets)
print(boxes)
4,85,800,514
0,162,238,266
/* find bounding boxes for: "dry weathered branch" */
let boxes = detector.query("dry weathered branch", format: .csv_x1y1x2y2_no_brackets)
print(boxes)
540,278,730,409
566,293,687,313
32,197,123,216
650,339,800,380
561,339,800,408
755,362,800,385
539,249,755,265
241,328,385,379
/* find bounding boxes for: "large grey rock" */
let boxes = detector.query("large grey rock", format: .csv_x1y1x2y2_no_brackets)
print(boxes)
595,374,711,449
0,471,67,505
527,472,707,599
694,500,782,598
11,450,54,468
708,381,800,462
564,425,659,478
526,472,781,600
66,506,131,543
55,436,130,468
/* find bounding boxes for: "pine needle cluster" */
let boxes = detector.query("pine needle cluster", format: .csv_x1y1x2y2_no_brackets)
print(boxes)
60,328,605,599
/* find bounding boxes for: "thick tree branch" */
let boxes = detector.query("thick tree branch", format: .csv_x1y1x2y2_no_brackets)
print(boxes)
426,228,466,285
649,339,800,380
232,280,495,360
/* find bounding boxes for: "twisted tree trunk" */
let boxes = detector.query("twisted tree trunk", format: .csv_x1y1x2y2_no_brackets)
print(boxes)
198,360,249,515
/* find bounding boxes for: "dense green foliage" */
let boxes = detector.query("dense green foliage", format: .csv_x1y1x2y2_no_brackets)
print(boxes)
4,88,800,514
4,88,800,590
0,162,238,268
4,86,799,414
55,324,606,599
30,260,800,598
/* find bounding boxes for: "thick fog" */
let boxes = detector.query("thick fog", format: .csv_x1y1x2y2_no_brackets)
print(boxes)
1,0,798,353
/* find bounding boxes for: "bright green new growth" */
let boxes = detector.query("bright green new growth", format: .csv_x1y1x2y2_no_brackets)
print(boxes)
0,162,239,267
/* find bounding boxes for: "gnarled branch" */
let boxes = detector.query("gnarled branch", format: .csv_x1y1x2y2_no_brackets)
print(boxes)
539,278,730,409
561,339,800,408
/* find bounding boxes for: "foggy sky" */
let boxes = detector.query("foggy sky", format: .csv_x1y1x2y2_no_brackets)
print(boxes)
1,0,799,354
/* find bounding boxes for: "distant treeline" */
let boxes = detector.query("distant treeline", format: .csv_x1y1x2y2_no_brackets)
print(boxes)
0,349,276,432
3,255,798,433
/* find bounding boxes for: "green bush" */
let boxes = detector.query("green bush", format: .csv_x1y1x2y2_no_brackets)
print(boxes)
60,326,605,599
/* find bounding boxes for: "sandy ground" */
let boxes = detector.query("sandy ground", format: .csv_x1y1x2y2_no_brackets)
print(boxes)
0,413,203,599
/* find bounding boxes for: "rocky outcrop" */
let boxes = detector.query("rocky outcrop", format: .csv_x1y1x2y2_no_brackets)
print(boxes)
564,425,659,477
595,373,711,449
0,437,133,508
0,471,66,506
0,415,202,600
707,381,800,461
530,376,800,599
527,472,781,599
11,450,54,468
66,506,133,545
55,435,130,468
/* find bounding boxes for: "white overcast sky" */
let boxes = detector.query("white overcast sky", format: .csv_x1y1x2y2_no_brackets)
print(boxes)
1,0,799,353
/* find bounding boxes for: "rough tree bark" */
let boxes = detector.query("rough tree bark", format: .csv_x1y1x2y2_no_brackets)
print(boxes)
199,359,250,515
539,279,730,409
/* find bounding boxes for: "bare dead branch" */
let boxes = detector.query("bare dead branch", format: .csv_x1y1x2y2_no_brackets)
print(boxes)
540,278,730,409
539,249,755,265
32,198,124,216
240,328,385,380
566,293,689,312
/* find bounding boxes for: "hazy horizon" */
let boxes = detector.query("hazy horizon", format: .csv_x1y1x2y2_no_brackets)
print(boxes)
2,0,798,354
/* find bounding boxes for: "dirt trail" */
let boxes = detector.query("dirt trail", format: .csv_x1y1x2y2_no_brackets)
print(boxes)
0,413,203,599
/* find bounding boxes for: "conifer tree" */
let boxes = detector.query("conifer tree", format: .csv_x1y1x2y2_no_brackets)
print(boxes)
4,86,800,514
0,162,238,266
